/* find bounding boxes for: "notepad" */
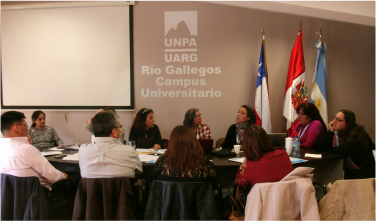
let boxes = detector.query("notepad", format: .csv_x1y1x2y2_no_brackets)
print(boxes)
137,149,154,154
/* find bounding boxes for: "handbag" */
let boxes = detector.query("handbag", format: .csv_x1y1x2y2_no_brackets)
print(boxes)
228,187,245,220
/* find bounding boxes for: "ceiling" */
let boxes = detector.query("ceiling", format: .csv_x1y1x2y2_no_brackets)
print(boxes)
210,1,375,27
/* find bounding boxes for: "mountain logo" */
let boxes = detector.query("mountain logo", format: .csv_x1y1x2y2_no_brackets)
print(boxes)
165,11,197,37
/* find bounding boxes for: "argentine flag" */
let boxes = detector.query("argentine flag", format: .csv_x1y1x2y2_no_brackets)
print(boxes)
310,40,328,126
255,38,272,133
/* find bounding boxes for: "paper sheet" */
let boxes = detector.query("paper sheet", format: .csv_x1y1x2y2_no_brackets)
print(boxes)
41,151,62,156
62,153,79,161
138,154,159,163
304,153,322,158
228,157,245,163
289,157,308,164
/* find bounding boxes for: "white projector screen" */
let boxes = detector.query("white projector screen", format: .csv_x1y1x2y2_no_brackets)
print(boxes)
1,3,134,110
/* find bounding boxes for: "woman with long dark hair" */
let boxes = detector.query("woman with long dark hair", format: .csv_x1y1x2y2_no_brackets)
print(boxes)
289,103,327,148
129,108,163,150
153,125,216,182
235,124,293,188
222,105,256,150
28,110,63,149
314,110,375,179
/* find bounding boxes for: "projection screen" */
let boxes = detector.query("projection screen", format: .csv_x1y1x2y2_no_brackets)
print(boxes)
1,2,134,110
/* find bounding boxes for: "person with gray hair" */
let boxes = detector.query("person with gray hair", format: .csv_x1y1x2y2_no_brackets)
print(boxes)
183,108,212,139
79,111,142,178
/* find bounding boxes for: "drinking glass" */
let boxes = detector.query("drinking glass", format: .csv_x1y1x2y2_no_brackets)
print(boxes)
129,141,136,149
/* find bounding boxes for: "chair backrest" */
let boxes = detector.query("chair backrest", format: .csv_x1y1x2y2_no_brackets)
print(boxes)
244,177,319,220
72,177,137,220
144,180,220,220
1,173,50,220
319,178,375,220
267,133,287,147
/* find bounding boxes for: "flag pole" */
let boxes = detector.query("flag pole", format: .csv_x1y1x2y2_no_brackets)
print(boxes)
299,20,302,31
316,22,323,42
261,24,268,81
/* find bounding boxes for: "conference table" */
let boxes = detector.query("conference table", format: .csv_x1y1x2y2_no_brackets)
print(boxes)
47,147,343,199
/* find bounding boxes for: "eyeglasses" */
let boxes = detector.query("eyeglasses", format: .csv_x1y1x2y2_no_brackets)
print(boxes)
16,123,28,128
114,124,123,129
333,116,345,123
194,114,202,118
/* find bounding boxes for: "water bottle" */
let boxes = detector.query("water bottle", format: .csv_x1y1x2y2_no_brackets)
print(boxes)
292,132,300,158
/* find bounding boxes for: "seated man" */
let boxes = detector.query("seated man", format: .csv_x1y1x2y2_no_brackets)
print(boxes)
79,111,142,178
0,111,68,190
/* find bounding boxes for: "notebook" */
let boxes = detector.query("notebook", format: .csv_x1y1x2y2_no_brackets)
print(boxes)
198,139,214,152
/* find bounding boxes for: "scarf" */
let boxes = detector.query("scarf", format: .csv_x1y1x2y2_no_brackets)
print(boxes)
236,122,248,144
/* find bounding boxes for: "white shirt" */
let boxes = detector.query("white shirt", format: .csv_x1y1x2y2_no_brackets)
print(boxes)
0,137,66,190
79,137,142,178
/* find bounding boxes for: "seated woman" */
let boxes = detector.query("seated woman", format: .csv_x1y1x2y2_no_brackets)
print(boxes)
129,108,163,150
222,105,256,149
235,124,293,188
28,110,63,150
289,103,327,148
183,108,212,139
314,109,375,179
85,107,125,144
153,125,216,182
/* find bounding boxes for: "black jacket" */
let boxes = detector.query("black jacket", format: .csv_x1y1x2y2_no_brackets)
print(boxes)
314,130,375,179
144,180,220,220
129,124,164,149
1,174,50,220
223,124,239,149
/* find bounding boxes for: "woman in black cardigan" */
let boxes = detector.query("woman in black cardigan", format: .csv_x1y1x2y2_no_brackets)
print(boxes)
314,109,375,179
129,108,163,150
222,105,256,150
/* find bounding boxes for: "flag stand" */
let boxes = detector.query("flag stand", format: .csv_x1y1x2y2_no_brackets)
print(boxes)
316,22,323,42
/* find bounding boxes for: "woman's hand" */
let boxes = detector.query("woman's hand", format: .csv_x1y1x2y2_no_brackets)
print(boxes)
329,120,335,132
152,144,161,150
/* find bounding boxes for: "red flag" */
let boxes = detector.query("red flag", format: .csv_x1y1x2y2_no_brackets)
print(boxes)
283,30,309,136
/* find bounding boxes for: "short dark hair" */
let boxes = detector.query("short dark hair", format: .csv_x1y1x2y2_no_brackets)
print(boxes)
242,124,275,161
296,103,327,133
91,111,118,137
241,105,256,124
31,110,45,128
183,108,199,127
1,111,26,135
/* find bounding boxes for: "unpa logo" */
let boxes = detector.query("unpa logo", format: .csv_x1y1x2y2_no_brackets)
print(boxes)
164,11,197,62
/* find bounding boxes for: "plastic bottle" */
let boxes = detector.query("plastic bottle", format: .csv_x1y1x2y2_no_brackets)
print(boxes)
292,131,301,158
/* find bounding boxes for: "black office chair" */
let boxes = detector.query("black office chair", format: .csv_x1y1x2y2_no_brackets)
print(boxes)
72,177,138,220
1,173,50,220
144,180,221,220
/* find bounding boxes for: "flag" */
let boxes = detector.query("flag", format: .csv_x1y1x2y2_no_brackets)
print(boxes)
283,30,309,136
310,40,328,126
255,37,272,133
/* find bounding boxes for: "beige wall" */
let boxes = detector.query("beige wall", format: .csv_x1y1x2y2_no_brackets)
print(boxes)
2,1,375,144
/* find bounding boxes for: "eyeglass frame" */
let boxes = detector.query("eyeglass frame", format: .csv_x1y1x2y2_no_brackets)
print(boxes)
194,114,202,118
332,116,346,123
16,123,28,128
114,124,123,129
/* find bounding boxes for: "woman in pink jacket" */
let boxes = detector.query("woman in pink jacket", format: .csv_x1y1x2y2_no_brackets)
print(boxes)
290,103,327,148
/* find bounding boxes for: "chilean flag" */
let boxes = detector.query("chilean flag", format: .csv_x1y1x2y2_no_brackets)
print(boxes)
255,37,272,133
283,30,308,136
